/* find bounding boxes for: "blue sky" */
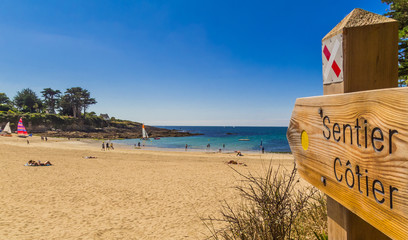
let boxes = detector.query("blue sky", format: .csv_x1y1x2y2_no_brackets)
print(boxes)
0,0,390,126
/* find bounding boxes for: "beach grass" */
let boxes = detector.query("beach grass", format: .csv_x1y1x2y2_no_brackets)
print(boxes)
203,163,327,239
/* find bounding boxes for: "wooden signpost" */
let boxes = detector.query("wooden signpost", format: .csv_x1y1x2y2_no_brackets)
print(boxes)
287,9,402,239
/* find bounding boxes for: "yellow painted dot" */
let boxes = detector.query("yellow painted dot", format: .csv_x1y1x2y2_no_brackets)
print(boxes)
301,130,309,151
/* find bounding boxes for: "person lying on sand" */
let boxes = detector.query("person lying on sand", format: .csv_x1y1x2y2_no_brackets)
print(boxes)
25,160,52,166
235,151,243,156
26,160,38,166
226,160,247,166
83,156,97,159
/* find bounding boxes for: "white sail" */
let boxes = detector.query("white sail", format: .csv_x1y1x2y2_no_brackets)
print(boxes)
142,124,149,139
3,122,11,134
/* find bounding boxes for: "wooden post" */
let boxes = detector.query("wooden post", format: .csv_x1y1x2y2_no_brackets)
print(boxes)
323,8,398,95
322,9,398,239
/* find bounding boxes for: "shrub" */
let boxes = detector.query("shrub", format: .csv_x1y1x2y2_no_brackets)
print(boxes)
0,104,11,111
203,163,327,240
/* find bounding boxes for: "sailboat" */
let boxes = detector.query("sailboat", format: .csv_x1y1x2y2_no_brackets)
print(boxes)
142,124,149,140
17,118,28,138
1,122,12,136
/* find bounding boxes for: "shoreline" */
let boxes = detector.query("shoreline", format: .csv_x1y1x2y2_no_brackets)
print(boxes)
111,142,292,154
29,134,291,154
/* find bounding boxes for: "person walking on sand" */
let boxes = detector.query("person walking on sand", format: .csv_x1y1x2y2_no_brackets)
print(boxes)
185,144,188,151
106,142,110,150
45,136,48,141
27,139,29,145
110,142,114,150
102,141,105,151
262,146,265,154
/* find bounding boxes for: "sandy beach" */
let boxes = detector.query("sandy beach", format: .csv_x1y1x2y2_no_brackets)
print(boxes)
0,135,295,240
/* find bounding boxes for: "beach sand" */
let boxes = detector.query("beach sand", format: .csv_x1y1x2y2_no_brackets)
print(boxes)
0,135,295,240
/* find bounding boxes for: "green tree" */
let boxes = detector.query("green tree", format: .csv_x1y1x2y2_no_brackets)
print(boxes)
0,93,10,104
382,0,408,85
13,88,42,113
81,89,97,116
59,94,74,116
41,88,61,114
0,93,11,111
60,87,96,118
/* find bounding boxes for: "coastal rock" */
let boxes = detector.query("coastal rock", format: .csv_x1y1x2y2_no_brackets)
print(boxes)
42,125,199,139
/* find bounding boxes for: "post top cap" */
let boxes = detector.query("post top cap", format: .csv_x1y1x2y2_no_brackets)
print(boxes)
323,8,397,41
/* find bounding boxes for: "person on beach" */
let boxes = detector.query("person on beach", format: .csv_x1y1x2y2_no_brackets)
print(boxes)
45,137,48,141
26,160,52,166
106,142,110,150
138,142,141,147
262,146,265,154
27,160,38,166
185,144,188,151
110,143,114,150
102,141,105,151
27,140,29,145
41,136,44,141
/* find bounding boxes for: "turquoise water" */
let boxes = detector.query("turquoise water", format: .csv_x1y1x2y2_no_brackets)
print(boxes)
113,126,290,153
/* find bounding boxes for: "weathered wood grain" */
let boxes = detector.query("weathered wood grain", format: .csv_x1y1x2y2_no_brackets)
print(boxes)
287,87,408,240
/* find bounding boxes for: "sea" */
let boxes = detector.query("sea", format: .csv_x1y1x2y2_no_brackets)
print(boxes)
113,126,291,153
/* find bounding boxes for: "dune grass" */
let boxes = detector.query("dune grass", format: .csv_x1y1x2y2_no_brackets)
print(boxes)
203,163,327,239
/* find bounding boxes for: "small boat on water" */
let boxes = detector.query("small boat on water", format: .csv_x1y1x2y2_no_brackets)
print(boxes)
154,137,160,140
239,139,250,141
17,118,29,138
142,124,149,140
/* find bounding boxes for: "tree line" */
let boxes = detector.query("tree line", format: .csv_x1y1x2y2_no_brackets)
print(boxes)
0,87,96,119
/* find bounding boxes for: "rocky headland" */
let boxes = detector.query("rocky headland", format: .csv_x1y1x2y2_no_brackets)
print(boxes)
0,112,199,139
43,124,198,139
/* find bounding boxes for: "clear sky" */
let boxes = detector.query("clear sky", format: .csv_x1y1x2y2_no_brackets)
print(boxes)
0,0,390,126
